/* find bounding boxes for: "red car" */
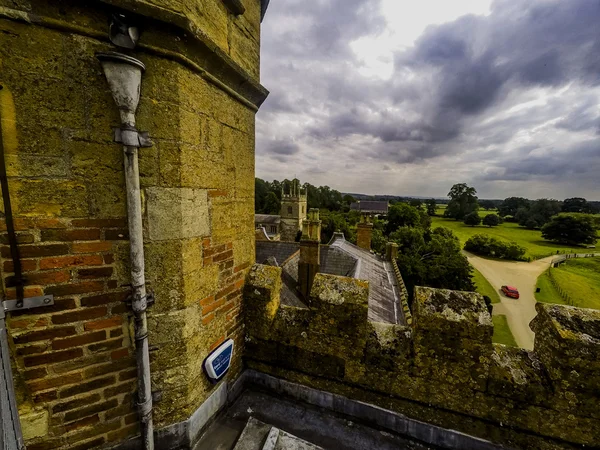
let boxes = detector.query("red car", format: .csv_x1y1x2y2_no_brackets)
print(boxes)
501,285,519,299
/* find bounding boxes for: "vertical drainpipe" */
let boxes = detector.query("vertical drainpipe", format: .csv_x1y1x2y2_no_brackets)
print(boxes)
96,52,154,450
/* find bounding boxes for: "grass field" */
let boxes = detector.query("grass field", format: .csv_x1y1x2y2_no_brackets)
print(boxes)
432,214,593,260
472,267,500,303
535,258,600,310
492,315,517,347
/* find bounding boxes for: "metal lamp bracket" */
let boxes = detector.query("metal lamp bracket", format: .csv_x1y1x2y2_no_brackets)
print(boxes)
1,295,54,318
114,128,153,148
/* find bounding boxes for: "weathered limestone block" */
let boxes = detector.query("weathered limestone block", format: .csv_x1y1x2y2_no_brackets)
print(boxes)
270,305,311,343
413,288,493,391
20,408,49,440
145,187,210,241
414,287,493,342
487,344,548,406
531,302,600,392
244,264,282,340
307,273,369,360
364,322,412,371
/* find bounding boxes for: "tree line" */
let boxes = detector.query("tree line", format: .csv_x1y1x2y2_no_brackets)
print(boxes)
255,178,347,214
439,183,599,247
255,177,597,302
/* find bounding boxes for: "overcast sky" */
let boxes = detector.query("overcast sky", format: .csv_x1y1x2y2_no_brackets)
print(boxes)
256,0,600,199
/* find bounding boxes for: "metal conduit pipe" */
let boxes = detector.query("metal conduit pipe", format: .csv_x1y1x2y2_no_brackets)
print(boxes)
96,51,154,450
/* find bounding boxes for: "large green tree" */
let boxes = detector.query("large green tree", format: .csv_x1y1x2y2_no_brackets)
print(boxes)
482,214,500,227
445,183,479,220
516,198,562,229
392,226,474,305
385,203,421,234
498,197,530,218
479,200,496,210
262,191,280,214
255,178,271,212
425,199,437,216
463,211,482,227
342,194,356,205
562,197,596,214
541,214,598,246
320,211,354,243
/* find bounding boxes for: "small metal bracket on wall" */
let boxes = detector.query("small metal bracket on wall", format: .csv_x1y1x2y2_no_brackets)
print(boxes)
109,13,140,50
114,128,153,148
2,295,54,315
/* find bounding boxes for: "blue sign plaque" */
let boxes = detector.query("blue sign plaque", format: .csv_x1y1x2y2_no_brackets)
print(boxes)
203,339,234,382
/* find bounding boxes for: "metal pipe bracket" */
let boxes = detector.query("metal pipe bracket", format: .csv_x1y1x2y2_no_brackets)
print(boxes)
114,128,153,148
127,291,155,314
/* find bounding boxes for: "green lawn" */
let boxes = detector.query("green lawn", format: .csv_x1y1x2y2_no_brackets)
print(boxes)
472,266,500,303
534,270,563,305
535,258,600,310
492,315,517,347
432,215,593,260
478,209,498,218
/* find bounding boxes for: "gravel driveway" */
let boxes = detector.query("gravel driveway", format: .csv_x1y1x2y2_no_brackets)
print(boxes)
464,252,555,350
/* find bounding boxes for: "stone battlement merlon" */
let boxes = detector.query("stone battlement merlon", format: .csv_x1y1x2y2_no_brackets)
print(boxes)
244,264,600,450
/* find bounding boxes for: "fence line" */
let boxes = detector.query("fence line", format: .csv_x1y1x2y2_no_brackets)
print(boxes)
547,269,574,306
545,252,600,307
551,252,600,264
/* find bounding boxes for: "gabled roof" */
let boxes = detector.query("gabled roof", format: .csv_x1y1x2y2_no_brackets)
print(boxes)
326,234,402,324
349,201,389,213
256,241,299,266
255,235,404,324
255,214,281,224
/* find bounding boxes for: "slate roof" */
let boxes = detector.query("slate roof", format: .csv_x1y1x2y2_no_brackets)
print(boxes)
326,234,402,324
320,246,358,277
256,241,299,265
255,237,403,324
255,214,281,225
350,201,389,214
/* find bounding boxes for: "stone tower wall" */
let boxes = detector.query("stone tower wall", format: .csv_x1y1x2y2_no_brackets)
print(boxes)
279,181,307,242
0,1,266,448
244,264,600,450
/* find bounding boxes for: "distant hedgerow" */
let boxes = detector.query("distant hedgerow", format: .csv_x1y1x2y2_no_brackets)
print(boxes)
464,234,527,261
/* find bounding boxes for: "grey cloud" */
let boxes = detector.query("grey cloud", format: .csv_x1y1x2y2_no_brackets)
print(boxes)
480,140,600,182
257,138,301,164
258,0,600,196
397,0,600,142
269,141,300,156
554,98,600,133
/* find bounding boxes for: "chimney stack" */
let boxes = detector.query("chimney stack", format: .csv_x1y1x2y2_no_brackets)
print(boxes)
299,208,321,300
357,213,373,251
385,242,398,261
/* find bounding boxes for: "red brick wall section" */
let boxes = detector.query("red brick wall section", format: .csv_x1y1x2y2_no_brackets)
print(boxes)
1,217,139,449
201,237,249,376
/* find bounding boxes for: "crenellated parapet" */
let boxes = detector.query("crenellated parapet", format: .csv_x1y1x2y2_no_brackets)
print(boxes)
243,263,600,449
390,257,411,324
